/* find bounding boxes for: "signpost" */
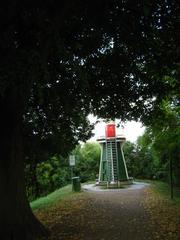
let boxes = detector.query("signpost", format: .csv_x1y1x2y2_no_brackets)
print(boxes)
69,155,81,192
69,155,75,167
69,155,75,179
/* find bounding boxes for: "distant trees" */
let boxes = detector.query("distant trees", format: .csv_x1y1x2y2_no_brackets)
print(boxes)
149,100,180,186
124,139,155,180
25,142,100,201
124,100,180,186
73,142,101,182
25,155,70,201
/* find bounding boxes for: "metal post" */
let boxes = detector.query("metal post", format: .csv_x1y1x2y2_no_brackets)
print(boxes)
71,166,73,181
170,156,173,200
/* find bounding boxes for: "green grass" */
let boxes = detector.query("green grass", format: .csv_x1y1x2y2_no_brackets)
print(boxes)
31,181,96,211
135,179,180,206
30,184,75,211
151,181,180,204
137,179,180,206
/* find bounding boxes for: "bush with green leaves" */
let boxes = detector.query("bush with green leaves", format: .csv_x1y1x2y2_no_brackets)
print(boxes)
27,155,70,199
124,100,180,187
38,155,70,196
72,142,101,182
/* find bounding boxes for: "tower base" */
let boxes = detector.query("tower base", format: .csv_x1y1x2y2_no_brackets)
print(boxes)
96,178,133,188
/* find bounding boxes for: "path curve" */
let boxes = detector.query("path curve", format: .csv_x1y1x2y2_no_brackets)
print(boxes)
82,181,150,192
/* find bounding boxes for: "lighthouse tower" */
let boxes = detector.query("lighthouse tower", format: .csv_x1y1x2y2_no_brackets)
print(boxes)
97,122,131,187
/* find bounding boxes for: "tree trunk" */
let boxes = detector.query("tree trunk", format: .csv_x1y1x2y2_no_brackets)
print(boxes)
0,91,49,240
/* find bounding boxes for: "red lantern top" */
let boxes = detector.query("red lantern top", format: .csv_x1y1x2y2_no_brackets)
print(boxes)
105,123,116,138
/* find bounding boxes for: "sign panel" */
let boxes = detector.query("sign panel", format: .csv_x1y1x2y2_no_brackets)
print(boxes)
69,155,75,166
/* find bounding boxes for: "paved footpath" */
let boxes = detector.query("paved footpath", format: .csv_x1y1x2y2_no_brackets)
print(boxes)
80,182,152,240
37,182,179,240
47,182,154,240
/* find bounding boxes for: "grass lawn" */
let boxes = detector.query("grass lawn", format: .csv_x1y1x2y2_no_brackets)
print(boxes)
151,181,180,205
31,180,96,211
137,179,180,206
30,184,77,211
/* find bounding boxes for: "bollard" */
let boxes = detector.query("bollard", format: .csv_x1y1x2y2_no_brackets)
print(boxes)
72,176,81,192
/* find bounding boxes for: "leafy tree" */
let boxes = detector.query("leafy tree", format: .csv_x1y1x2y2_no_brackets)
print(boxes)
125,100,180,184
36,155,69,197
73,142,101,182
25,155,70,201
0,1,179,239
123,141,138,178
149,100,180,185
124,136,159,179
136,132,161,179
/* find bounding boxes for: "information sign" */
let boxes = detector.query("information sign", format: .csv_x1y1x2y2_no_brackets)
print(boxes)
69,155,75,166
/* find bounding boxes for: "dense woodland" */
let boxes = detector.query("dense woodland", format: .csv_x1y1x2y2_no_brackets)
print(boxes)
0,0,179,239
125,100,180,185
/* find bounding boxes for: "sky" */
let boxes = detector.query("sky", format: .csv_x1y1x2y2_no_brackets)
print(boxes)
87,114,145,143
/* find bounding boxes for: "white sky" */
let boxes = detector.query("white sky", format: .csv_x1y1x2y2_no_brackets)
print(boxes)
88,114,145,143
